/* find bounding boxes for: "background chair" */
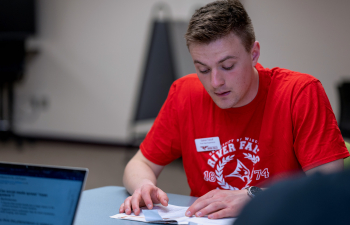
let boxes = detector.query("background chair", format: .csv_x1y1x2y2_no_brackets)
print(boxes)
338,82,350,139
344,141,350,169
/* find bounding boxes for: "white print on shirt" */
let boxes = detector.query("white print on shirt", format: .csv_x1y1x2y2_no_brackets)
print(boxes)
203,137,270,190
226,159,250,182
203,171,216,182
253,168,269,180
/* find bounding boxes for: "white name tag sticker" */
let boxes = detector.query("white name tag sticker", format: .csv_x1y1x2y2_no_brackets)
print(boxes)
195,137,221,152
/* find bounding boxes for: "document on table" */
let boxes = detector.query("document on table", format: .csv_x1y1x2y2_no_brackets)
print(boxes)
110,204,236,225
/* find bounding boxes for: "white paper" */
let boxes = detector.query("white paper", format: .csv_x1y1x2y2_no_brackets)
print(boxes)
110,204,236,225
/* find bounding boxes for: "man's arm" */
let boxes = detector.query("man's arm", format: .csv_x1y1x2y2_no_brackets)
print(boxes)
123,149,163,193
120,150,169,215
305,159,344,175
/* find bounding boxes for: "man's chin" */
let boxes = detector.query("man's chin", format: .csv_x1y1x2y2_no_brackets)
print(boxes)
214,100,235,109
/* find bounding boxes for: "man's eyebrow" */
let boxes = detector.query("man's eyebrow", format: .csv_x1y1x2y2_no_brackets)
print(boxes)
193,56,237,66
218,56,237,63
193,60,206,66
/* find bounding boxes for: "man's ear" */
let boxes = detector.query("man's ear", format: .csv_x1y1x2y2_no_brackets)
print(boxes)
251,41,260,66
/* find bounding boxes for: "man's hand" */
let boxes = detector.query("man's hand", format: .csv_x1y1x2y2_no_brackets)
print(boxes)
119,183,169,216
121,150,167,215
185,189,250,219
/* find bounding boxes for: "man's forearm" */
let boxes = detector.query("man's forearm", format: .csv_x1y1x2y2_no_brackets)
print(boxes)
123,150,164,195
123,159,157,194
120,150,168,215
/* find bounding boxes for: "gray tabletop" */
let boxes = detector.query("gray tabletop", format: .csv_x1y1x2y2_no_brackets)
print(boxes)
74,186,197,225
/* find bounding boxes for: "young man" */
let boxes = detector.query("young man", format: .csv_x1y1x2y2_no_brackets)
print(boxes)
119,0,349,219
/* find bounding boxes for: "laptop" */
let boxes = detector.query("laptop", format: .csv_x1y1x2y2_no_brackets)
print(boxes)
0,161,88,225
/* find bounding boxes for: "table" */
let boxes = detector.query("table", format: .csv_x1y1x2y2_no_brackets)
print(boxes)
74,186,197,225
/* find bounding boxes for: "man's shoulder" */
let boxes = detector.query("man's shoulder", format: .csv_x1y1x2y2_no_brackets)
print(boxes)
271,67,318,83
257,64,320,92
268,65,319,87
171,73,204,94
167,74,212,110
174,73,201,86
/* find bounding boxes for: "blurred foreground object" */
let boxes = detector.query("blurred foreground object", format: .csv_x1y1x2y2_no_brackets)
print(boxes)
235,169,350,225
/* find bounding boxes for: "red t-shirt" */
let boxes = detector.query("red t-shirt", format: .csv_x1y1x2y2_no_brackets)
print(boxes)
140,63,349,197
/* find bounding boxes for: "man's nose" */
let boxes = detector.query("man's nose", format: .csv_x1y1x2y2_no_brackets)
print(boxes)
211,70,225,88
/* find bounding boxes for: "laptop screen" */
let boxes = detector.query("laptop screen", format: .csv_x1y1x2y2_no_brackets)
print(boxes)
0,162,88,225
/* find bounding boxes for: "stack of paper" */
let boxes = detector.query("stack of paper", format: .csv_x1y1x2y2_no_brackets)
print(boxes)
110,204,236,225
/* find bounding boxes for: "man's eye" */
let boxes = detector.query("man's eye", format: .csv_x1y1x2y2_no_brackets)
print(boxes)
223,65,234,70
200,69,210,74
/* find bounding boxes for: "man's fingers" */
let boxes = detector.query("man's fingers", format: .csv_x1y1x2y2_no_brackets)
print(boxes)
157,188,169,206
141,185,156,209
200,189,217,200
186,189,220,216
123,196,133,215
147,187,168,206
190,190,215,206
119,203,125,213
208,208,237,219
186,190,250,218
194,201,225,217
131,192,143,215
186,198,213,217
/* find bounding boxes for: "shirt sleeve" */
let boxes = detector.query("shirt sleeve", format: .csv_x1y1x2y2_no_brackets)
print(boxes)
140,82,182,166
292,80,350,171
